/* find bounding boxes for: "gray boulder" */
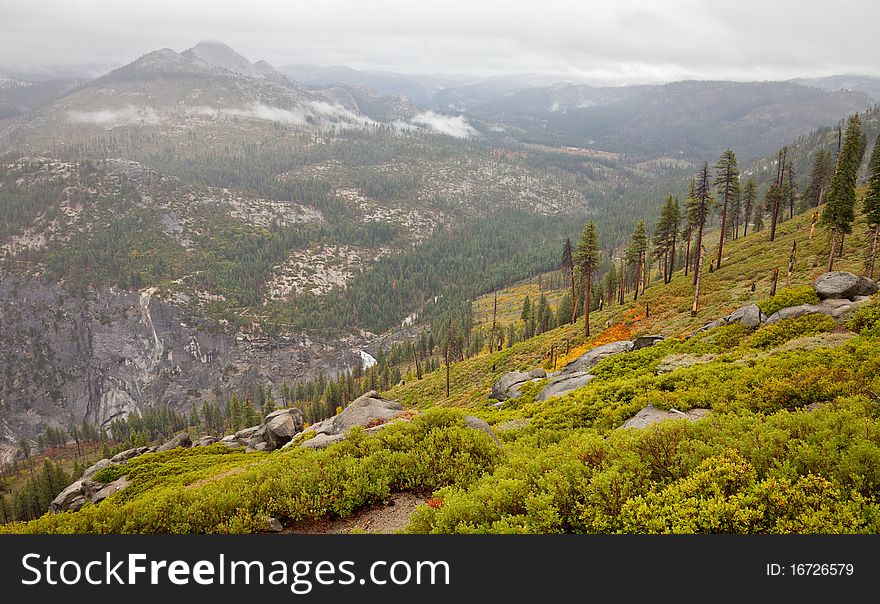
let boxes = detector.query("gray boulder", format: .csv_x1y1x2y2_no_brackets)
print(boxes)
621,404,711,429
82,458,112,479
560,341,633,375
110,447,143,463
536,372,595,402
489,369,546,401
192,435,219,447
156,432,192,452
814,271,878,300
727,304,767,328
632,335,665,350
463,415,501,445
234,425,263,440
305,391,403,438
263,408,305,448
89,476,131,505
765,298,854,325
691,318,728,336
49,480,87,513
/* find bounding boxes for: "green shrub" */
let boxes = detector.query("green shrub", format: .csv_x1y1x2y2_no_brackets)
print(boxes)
757,286,820,317
746,314,836,350
408,398,880,534
847,299,880,337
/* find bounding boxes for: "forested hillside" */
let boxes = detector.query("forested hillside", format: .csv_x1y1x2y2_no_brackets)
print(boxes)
5,174,880,531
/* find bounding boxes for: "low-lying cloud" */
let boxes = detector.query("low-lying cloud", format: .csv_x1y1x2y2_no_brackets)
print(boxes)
410,111,478,138
66,104,162,126
65,100,478,139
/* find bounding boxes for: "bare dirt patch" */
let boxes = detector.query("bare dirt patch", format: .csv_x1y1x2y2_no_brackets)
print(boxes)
285,491,429,534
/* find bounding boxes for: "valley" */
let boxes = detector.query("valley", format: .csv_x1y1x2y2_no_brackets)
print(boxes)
2,36,880,535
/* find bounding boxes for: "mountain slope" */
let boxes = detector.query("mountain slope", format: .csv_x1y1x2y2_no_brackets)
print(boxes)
5,195,879,534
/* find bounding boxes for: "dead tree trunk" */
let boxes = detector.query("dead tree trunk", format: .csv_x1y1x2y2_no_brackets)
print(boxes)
770,268,779,297
869,225,879,280
786,241,797,289
489,291,498,353
584,270,592,338
691,245,705,317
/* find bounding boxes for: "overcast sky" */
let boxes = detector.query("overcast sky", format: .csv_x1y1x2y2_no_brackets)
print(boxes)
2,0,879,82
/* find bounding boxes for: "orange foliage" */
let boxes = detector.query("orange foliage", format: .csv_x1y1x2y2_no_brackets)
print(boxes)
426,498,444,509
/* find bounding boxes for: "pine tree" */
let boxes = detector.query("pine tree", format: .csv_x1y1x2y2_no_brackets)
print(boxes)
741,179,757,236
864,134,880,279
626,221,648,300
561,237,577,324
652,196,681,284
574,221,600,337
823,114,864,270
713,149,740,268
804,148,833,209
691,162,713,286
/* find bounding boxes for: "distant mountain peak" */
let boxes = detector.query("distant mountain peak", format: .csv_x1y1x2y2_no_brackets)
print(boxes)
182,40,262,78
253,60,277,76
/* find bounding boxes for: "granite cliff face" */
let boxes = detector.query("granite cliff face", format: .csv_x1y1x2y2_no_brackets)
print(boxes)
0,276,366,462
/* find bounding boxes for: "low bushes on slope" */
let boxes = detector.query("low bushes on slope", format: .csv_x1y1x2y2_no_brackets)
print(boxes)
408,397,880,534
1,410,501,534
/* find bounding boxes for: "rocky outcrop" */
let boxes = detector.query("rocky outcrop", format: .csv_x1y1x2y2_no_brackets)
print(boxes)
219,407,306,452
814,271,878,300
621,404,711,429
303,391,403,440
49,474,133,513
693,304,768,335
535,372,595,402
726,304,766,328
192,435,219,447
765,297,871,325
489,369,547,401
156,431,192,452
560,341,634,375
534,341,632,402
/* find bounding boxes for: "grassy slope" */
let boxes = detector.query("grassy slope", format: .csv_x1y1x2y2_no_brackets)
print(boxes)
387,198,869,410
4,199,880,534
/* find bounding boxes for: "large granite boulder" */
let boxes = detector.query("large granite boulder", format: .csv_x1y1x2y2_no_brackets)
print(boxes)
533,341,633,402
489,369,546,401
814,271,878,300
192,435,219,447
727,304,767,328
692,304,767,336
621,404,711,429
49,480,87,513
535,372,595,402
156,432,192,452
82,458,112,479
559,341,634,375
765,298,857,325
304,391,404,440
263,408,305,448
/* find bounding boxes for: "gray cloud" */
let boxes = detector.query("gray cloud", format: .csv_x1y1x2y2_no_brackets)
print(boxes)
0,0,878,82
